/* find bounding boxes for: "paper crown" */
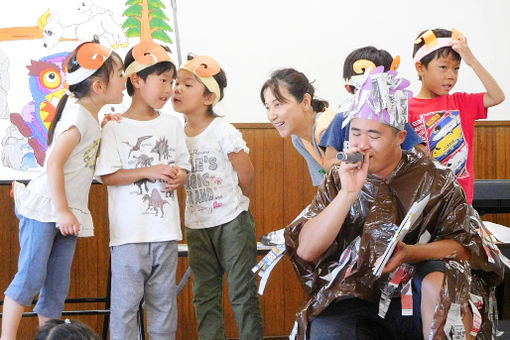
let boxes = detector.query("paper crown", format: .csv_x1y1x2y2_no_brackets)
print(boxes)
180,55,222,106
413,28,462,63
66,43,112,86
125,41,176,77
341,66,412,131
345,56,400,89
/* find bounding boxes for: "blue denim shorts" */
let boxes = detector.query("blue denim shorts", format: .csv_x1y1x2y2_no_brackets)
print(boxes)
4,211,77,318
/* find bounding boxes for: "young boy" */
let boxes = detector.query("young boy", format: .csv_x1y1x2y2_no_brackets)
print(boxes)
409,28,505,204
95,42,190,340
320,46,427,171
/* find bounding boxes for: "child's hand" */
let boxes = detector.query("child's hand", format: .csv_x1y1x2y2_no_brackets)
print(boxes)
144,164,175,182
451,35,476,66
165,166,188,191
101,113,123,128
57,209,81,236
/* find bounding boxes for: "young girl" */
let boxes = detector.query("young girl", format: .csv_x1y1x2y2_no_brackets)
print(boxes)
1,40,125,340
172,55,263,339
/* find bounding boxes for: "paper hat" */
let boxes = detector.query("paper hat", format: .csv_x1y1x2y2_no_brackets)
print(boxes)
180,55,221,106
125,41,177,77
413,28,462,63
66,43,112,85
345,56,400,89
341,66,412,131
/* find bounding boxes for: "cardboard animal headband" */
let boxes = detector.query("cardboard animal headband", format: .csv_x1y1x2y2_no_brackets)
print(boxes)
413,28,462,63
341,66,412,131
180,55,221,106
66,42,112,85
345,56,400,89
125,41,176,77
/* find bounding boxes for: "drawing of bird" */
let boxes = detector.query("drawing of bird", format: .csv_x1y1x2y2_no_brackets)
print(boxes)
10,51,70,166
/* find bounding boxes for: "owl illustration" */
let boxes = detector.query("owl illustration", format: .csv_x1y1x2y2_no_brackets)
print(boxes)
10,51,70,166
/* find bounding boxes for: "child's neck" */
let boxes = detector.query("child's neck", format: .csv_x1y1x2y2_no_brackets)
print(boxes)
416,86,442,99
123,95,159,121
184,109,214,137
77,97,102,122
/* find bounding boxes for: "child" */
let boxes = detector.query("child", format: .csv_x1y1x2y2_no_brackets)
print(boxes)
1,40,124,340
94,42,190,340
319,46,426,172
409,28,505,204
172,55,263,339
34,319,100,340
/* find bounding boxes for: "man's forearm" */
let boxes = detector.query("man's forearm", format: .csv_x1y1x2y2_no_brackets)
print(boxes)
407,239,470,263
297,190,358,262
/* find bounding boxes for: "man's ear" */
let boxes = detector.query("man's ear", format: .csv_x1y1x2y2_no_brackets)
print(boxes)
397,129,407,146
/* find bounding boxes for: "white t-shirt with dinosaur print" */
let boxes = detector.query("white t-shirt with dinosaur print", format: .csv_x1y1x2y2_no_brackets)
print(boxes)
95,113,191,246
13,99,101,237
184,117,250,229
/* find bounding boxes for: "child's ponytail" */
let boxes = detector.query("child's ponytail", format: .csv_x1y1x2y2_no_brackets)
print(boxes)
47,93,69,146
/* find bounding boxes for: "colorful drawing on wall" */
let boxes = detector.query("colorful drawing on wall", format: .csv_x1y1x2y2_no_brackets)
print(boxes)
122,0,173,44
0,0,178,180
6,51,69,167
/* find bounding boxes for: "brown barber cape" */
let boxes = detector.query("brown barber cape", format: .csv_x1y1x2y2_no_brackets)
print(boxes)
285,149,504,339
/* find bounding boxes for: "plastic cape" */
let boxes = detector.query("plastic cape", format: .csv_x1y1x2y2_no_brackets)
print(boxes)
284,149,504,339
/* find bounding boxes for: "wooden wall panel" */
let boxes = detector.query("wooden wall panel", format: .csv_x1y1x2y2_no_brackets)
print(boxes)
1,121,509,339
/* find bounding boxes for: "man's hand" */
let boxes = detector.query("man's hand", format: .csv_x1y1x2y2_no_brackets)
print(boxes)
382,241,410,274
337,148,369,195
57,209,81,236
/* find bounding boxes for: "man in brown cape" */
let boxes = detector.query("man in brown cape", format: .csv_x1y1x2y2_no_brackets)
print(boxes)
285,67,504,339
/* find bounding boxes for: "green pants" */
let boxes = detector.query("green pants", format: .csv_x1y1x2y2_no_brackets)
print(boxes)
186,210,263,340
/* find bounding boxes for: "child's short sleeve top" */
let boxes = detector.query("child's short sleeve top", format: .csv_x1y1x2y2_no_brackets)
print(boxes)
95,113,191,246
13,100,101,237
184,118,250,229
408,92,487,204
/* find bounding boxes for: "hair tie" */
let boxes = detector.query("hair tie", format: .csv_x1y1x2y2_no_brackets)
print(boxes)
64,318,71,324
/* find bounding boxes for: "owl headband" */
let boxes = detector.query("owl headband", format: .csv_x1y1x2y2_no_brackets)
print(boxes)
66,43,112,86
413,28,462,64
345,56,400,89
180,56,221,106
341,66,412,131
125,41,176,77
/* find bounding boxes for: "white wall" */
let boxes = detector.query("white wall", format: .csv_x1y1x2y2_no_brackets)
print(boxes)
175,0,510,122
1,0,509,125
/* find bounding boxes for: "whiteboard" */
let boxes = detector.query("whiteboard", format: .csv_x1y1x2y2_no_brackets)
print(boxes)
0,0,508,180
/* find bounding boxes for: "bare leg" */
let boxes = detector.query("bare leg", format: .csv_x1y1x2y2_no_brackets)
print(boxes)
0,296,25,340
38,314,52,327
421,271,444,339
